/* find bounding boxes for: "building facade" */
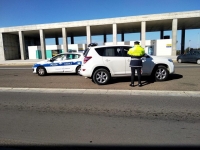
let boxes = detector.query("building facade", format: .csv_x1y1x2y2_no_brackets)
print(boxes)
0,10,200,61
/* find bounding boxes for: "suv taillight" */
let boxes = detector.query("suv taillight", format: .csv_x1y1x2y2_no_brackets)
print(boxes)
84,56,92,64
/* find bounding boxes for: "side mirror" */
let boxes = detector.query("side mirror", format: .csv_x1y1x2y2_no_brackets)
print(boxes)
144,54,150,58
141,57,146,61
50,58,54,62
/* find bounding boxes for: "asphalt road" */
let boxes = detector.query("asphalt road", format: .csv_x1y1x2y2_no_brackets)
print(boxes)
0,91,200,145
0,63,200,147
0,62,199,91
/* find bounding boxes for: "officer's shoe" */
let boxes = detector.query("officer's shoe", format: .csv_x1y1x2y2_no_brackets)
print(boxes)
138,83,142,87
129,84,134,87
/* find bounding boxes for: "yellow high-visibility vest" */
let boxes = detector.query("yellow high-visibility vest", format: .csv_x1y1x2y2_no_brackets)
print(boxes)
127,45,145,56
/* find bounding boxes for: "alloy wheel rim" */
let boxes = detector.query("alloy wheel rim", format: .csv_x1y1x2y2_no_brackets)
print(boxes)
96,71,108,83
38,69,44,75
156,68,166,80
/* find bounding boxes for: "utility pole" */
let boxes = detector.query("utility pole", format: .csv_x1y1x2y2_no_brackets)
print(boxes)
198,33,199,50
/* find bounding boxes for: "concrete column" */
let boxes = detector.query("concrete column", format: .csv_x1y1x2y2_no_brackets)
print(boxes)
113,24,117,45
71,36,74,44
0,33,5,61
160,30,164,39
172,19,178,56
55,37,59,45
39,29,46,59
181,29,185,54
62,28,68,52
141,21,146,48
103,34,107,43
121,32,124,42
86,26,91,45
18,31,26,60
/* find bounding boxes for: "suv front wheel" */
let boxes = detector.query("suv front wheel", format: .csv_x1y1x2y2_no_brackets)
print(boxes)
154,65,169,81
92,68,111,85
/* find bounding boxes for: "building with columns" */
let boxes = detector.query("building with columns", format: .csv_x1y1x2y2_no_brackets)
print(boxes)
0,10,200,61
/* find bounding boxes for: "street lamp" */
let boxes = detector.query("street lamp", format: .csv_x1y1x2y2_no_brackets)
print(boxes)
189,40,191,51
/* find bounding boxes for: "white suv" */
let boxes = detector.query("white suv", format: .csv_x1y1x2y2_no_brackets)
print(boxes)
80,44,175,85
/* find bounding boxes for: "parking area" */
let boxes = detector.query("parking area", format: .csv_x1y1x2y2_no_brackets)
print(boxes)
0,62,199,91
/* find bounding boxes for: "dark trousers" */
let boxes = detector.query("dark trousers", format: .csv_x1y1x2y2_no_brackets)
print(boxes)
131,67,142,84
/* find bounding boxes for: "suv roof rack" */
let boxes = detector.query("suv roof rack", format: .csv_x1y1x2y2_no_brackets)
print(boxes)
88,43,98,47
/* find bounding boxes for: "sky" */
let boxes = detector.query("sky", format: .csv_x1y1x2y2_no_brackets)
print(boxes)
0,0,200,49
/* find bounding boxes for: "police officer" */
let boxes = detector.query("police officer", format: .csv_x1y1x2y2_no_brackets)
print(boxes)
127,41,145,87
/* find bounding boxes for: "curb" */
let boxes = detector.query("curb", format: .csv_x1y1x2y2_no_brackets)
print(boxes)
0,87,200,97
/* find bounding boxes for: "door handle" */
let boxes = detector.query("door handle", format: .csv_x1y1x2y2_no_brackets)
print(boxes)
105,59,110,62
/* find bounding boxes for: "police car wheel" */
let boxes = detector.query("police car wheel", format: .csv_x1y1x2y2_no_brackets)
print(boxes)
154,65,169,81
76,65,81,75
37,67,47,76
92,68,111,85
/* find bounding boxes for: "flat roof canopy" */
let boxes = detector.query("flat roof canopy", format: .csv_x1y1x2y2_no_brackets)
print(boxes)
1,10,200,38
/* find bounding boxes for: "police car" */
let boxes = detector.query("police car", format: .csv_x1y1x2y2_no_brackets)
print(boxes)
32,52,83,76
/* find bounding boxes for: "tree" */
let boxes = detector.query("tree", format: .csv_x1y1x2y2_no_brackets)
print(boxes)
176,50,181,55
185,47,190,54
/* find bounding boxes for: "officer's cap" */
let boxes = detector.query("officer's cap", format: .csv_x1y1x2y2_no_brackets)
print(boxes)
134,41,140,44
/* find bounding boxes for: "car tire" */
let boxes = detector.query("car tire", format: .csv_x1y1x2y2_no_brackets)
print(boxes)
37,66,47,76
92,68,111,85
197,59,200,65
76,65,81,75
154,65,169,81
178,59,182,63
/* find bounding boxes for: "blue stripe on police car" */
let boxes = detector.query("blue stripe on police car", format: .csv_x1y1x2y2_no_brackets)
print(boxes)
33,61,82,68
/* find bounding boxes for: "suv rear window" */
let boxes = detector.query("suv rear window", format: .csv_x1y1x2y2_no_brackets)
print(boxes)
83,48,90,57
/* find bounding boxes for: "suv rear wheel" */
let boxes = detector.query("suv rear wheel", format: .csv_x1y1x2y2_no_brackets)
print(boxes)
154,65,169,81
92,68,111,85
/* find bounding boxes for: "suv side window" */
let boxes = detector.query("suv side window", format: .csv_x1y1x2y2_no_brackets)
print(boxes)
95,48,104,56
122,46,132,57
95,47,122,57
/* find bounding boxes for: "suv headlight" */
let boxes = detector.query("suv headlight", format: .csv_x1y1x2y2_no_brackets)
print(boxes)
168,59,173,62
